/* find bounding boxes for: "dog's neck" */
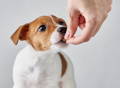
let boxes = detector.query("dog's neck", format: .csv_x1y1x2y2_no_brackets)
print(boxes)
26,44,61,55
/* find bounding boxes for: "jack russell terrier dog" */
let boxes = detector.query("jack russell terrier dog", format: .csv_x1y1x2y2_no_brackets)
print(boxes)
11,15,76,88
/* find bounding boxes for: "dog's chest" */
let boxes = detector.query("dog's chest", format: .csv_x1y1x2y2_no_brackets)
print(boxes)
14,46,62,87
26,57,60,86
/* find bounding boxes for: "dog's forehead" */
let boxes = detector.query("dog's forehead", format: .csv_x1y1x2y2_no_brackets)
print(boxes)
30,16,59,26
33,16,53,23
29,15,66,29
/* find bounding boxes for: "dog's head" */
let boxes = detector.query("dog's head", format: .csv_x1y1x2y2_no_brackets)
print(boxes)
11,15,68,50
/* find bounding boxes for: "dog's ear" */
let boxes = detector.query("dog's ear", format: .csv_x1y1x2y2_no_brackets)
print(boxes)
50,15,58,24
50,15,58,19
11,23,29,45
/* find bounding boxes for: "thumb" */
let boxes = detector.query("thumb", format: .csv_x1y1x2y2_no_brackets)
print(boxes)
65,11,79,39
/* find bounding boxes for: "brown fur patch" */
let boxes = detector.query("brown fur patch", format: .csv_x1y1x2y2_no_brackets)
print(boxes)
11,23,29,45
58,52,67,77
51,15,67,26
26,16,56,50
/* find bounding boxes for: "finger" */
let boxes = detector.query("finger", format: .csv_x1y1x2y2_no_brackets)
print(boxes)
91,14,108,36
67,19,97,44
106,0,112,13
91,22,99,37
65,10,79,39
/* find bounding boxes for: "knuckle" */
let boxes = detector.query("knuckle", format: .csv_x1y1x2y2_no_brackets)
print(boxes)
89,16,98,25
92,16,98,23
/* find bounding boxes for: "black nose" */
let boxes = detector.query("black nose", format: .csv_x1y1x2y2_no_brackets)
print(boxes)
57,27,67,35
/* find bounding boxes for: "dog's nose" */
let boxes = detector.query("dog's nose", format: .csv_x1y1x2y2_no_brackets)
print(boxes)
57,27,67,35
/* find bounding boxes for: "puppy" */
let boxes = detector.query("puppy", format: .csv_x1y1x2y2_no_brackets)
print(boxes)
11,15,76,88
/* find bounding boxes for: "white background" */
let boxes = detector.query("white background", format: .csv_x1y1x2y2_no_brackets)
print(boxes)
0,0,120,88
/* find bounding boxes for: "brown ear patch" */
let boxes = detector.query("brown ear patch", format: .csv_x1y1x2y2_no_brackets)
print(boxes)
58,52,68,77
11,23,29,45
19,24,29,40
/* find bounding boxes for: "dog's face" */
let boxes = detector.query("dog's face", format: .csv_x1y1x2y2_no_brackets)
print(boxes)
11,15,67,50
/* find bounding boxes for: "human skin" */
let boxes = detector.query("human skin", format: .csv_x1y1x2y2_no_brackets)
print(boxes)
65,0,112,44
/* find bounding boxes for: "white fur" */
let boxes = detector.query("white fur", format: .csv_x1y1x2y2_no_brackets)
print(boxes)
50,16,68,48
13,45,76,88
50,31,62,44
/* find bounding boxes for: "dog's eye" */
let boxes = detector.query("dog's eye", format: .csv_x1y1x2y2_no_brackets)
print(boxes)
38,25,47,32
58,21,65,25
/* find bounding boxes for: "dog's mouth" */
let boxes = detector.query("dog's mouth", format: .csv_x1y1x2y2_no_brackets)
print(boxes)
55,38,66,44
53,36,68,48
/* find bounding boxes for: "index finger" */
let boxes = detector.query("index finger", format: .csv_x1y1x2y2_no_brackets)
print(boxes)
66,19,97,44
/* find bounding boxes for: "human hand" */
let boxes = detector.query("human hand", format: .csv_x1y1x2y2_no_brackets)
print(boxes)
65,0,112,44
